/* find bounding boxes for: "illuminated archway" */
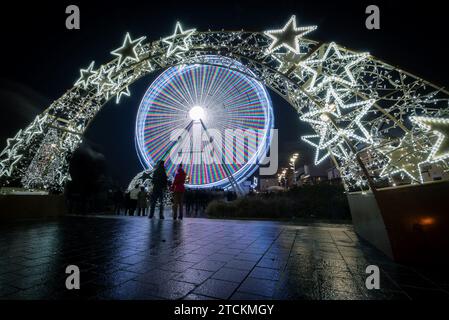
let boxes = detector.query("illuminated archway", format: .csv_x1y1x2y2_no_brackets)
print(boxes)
1,16,448,191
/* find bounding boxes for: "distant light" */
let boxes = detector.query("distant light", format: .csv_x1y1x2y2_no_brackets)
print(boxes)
419,217,436,226
189,106,205,121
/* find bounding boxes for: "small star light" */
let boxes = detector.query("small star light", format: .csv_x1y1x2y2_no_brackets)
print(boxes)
0,151,22,177
23,114,47,143
92,66,115,98
75,61,96,89
272,51,303,74
0,130,24,157
115,86,130,104
411,116,449,163
111,33,146,69
114,74,133,104
163,21,196,57
264,15,317,55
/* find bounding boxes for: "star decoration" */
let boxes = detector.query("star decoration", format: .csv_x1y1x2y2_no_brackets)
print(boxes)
92,66,115,98
411,116,449,163
115,86,130,104
0,151,23,177
299,42,368,92
300,88,375,164
59,132,82,153
264,15,316,55
0,130,24,158
111,33,146,69
272,51,303,74
163,21,196,57
23,114,48,144
75,61,97,89
380,132,428,182
113,74,133,104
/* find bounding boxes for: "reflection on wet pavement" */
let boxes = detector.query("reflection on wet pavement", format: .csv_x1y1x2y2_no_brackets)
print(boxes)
0,215,448,300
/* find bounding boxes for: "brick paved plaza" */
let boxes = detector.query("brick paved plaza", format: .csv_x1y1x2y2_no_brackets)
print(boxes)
1,215,448,300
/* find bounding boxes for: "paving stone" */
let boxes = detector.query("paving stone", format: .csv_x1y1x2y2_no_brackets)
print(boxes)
159,261,195,273
99,280,160,300
212,268,250,283
207,253,235,262
231,291,269,300
238,277,278,298
0,285,20,298
249,267,282,281
224,259,257,271
174,268,213,285
135,269,179,285
193,279,240,299
92,270,138,287
155,280,196,299
183,293,218,300
192,260,226,272
177,253,208,263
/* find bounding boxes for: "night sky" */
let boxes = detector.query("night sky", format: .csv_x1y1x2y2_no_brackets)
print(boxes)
1,0,448,186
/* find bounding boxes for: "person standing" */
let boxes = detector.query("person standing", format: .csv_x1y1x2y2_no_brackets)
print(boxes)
149,160,168,219
136,187,148,216
129,185,140,216
171,164,186,220
124,191,131,215
113,188,124,215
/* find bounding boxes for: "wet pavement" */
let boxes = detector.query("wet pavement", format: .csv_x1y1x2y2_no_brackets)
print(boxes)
0,215,448,300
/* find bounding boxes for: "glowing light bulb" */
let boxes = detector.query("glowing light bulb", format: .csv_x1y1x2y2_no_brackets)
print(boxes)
189,106,205,121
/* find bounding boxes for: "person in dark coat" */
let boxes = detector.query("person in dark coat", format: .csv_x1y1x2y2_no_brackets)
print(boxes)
171,164,186,220
149,160,168,219
124,191,131,215
113,188,124,215
137,187,148,216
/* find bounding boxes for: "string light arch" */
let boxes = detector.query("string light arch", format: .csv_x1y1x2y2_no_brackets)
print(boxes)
1,16,448,192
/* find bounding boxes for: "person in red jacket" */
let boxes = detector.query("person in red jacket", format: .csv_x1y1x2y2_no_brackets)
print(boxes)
171,164,186,220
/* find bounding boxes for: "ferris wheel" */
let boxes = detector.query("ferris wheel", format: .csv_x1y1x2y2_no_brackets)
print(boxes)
135,55,274,190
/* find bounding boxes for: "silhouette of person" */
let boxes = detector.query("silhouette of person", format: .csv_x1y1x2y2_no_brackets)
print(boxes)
113,188,124,215
124,191,131,215
129,185,140,216
149,160,168,219
172,164,186,220
137,187,148,216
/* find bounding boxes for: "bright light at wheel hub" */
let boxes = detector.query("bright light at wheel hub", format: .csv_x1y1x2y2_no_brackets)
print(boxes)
189,106,205,121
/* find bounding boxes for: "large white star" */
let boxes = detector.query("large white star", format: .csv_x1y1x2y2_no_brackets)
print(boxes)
111,33,146,69
411,116,449,163
264,15,317,55
300,88,375,165
163,22,196,57
380,132,429,183
299,42,368,92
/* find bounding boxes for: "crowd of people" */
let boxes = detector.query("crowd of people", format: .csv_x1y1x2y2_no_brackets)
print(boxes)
112,161,238,219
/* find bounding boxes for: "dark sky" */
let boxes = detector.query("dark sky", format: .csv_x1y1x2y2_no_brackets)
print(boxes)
1,0,448,186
